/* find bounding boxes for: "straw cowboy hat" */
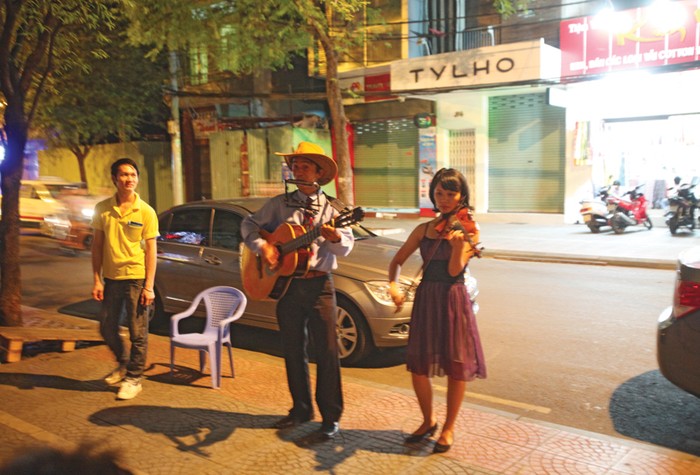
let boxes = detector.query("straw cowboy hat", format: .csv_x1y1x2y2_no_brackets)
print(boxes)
275,142,338,186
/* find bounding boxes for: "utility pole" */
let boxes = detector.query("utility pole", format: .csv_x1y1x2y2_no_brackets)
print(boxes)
168,50,184,205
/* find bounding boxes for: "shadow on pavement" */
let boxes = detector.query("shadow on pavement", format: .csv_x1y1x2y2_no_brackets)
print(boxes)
58,299,101,320
0,373,110,393
89,405,426,468
609,370,700,456
89,406,280,456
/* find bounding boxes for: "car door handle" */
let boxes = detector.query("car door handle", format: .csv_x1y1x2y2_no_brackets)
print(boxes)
203,255,222,265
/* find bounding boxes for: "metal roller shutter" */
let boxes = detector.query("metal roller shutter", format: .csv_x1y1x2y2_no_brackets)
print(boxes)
449,129,477,205
488,93,565,213
353,118,419,209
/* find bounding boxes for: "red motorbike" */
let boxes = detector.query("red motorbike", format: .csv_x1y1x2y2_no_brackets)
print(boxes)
608,183,653,234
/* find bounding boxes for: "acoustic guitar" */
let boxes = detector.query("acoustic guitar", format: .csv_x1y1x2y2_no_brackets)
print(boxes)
241,207,364,300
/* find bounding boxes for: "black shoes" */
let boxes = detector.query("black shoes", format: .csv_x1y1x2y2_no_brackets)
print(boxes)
318,421,340,440
273,414,312,429
432,441,452,454
404,423,438,444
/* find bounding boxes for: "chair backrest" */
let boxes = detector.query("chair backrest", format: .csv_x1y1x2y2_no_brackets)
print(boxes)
201,286,247,338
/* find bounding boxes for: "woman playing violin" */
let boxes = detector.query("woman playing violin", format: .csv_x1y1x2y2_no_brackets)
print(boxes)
388,168,486,454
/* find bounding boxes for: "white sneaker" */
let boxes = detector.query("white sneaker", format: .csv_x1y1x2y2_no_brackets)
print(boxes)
117,379,142,400
104,366,127,385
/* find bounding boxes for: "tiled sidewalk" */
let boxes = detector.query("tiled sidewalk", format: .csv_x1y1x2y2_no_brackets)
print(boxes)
0,323,698,474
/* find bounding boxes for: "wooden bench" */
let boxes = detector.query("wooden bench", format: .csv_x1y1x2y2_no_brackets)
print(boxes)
0,327,105,363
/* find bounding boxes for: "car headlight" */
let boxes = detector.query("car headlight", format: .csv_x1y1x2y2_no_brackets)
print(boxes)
365,281,416,306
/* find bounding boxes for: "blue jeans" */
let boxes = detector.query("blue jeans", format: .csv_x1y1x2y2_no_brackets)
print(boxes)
99,279,150,380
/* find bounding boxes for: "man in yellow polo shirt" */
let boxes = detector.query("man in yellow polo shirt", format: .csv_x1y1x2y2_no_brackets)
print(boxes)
91,158,159,400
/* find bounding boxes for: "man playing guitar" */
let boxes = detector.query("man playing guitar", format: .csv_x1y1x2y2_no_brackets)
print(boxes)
241,142,354,442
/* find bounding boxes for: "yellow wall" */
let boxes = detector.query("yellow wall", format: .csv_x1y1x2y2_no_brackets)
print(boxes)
38,142,173,213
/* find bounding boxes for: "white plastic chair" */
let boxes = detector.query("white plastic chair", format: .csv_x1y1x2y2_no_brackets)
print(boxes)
170,286,247,389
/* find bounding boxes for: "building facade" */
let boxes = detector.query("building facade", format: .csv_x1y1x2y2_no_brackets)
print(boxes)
175,0,700,223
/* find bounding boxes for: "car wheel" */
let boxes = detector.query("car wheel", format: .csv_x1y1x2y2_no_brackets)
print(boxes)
336,296,373,366
150,292,168,332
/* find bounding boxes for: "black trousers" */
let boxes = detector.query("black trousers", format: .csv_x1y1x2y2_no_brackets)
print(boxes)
276,274,343,424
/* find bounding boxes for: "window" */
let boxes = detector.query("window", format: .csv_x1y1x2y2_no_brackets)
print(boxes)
211,209,242,251
159,208,211,245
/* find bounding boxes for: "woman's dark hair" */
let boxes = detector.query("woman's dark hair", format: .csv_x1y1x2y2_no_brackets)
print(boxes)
428,168,471,212
110,158,140,178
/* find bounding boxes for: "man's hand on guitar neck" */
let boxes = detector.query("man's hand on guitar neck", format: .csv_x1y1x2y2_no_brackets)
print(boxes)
261,242,280,269
320,224,342,243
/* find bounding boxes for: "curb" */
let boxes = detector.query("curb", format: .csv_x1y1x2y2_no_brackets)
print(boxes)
484,250,677,270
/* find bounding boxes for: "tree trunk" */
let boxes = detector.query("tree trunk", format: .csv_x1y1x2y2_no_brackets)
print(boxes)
72,146,90,185
321,42,354,206
0,103,28,326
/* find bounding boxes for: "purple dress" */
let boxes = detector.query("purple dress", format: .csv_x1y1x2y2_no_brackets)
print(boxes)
406,237,487,381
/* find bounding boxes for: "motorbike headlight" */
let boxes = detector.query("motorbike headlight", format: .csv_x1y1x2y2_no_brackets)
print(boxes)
365,281,416,306
81,207,94,219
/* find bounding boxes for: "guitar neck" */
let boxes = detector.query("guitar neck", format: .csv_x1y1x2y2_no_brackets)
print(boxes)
278,226,322,257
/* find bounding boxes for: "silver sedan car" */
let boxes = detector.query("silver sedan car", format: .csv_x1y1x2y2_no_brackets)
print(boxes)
658,247,700,397
153,198,478,364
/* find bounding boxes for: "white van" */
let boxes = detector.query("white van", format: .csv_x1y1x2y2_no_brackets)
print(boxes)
18,177,85,227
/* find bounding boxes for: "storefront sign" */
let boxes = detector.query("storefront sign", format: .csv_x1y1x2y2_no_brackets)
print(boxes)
418,127,437,215
339,71,395,104
192,114,220,138
391,40,560,92
560,0,700,77
364,73,395,102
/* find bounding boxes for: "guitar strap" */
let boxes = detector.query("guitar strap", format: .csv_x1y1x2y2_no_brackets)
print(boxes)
326,195,349,214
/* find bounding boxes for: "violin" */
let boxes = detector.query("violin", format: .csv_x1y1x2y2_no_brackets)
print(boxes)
433,207,483,258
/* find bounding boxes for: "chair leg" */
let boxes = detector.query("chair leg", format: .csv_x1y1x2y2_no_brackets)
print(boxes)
199,350,207,373
226,344,234,379
170,344,175,376
209,343,220,389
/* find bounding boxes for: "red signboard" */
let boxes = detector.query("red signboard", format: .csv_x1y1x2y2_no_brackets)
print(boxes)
364,73,395,102
560,0,700,77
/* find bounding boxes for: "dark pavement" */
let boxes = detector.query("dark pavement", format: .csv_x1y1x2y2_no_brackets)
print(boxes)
1,215,699,474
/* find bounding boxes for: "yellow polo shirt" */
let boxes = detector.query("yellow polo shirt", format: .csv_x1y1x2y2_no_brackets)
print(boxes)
92,193,159,280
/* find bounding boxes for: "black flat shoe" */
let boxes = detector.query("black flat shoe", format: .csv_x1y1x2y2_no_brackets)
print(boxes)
274,414,312,429
432,441,452,454
319,421,340,440
404,423,438,444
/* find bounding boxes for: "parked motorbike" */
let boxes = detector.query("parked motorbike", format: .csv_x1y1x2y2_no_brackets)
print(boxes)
579,185,611,233
609,184,653,234
665,183,698,235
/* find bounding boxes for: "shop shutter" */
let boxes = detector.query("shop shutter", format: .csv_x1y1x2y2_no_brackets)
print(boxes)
488,93,565,213
209,130,244,199
353,118,419,209
449,129,477,204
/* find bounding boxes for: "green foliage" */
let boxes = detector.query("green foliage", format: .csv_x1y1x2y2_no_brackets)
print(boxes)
492,0,532,18
35,26,169,150
122,0,372,75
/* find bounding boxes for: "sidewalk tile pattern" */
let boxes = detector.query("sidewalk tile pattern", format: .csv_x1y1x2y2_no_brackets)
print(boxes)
0,332,698,475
